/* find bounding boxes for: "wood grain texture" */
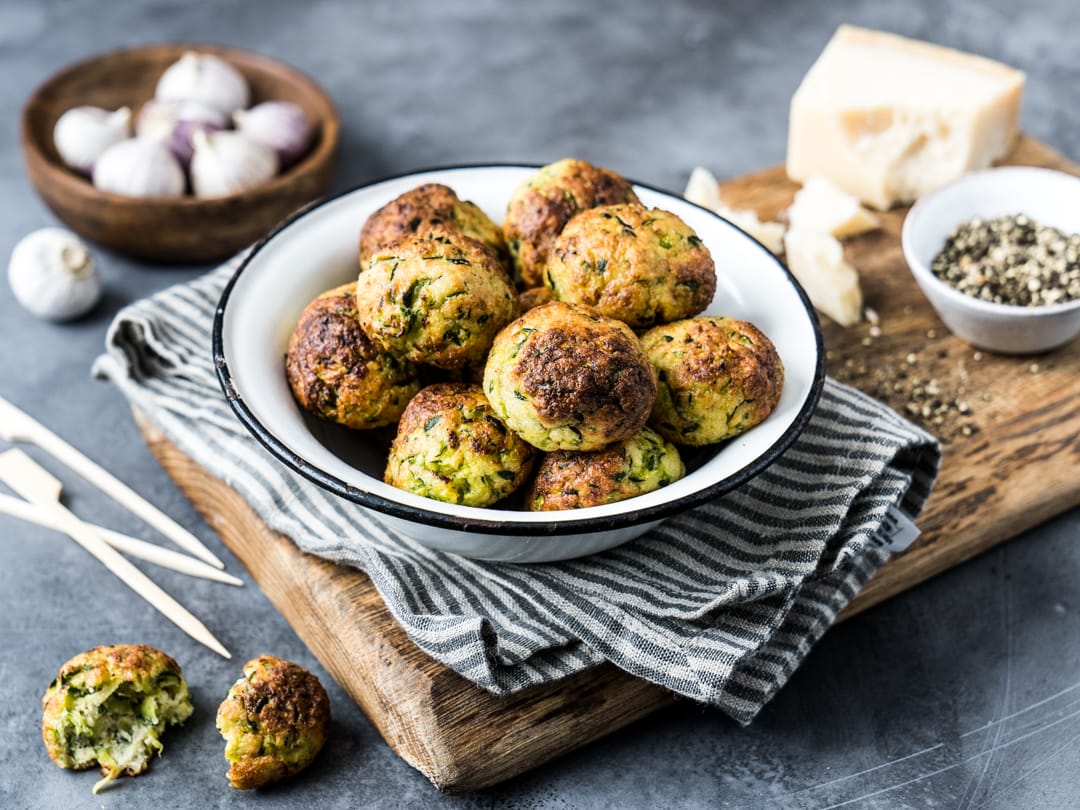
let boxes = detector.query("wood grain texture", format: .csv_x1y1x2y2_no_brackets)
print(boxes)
138,135,1079,792
21,44,339,263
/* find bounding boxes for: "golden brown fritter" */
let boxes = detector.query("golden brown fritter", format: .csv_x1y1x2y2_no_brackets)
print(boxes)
504,158,639,288
285,283,420,429
385,383,535,506
358,182,509,273
483,301,657,451
41,644,193,793
545,203,717,329
641,317,784,446
356,228,519,369
216,655,331,790
527,427,684,511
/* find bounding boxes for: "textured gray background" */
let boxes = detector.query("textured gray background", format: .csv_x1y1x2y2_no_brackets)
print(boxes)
1,1,1078,807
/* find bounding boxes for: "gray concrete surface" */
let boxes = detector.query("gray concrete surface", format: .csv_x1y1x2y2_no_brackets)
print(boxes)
1,1,1078,807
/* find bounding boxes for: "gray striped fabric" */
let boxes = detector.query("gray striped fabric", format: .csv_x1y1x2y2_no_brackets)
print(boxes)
93,258,941,724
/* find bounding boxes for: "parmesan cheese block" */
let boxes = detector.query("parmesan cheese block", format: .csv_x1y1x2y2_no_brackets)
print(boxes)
683,166,785,254
786,25,1025,210
787,176,880,238
783,229,863,327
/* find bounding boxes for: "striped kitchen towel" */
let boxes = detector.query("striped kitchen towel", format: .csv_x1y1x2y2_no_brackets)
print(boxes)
94,257,941,725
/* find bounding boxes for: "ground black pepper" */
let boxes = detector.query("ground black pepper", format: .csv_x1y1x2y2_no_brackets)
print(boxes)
931,214,1080,306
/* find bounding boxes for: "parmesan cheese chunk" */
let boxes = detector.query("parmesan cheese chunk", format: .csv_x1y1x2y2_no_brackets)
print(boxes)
786,25,1025,210
788,176,880,238
783,229,863,326
684,166,785,254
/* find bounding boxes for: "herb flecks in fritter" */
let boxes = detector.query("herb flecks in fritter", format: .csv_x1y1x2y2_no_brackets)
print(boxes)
528,427,684,511
504,158,639,288
385,383,535,506
641,317,784,446
41,644,193,794
357,228,518,369
545,203,716,329
216,655,331,790
286,283,421,429
483,302,657,451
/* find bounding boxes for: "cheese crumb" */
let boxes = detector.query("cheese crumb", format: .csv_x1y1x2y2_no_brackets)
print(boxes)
684,167,785,254
787,176,880,238
782,230,863,326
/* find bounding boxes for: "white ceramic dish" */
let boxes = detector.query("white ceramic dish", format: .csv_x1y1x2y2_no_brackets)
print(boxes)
213,165,825,561
901,166,1080,354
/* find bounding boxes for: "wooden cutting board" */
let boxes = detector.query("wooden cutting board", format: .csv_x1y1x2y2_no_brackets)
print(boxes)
139,134,1079,793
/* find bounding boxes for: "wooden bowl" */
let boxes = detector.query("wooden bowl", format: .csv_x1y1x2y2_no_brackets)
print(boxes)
20,44,340,264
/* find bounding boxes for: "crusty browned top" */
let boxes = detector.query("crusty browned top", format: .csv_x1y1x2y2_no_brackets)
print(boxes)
512,303,656,437
231,655,330,738
359,183,461,261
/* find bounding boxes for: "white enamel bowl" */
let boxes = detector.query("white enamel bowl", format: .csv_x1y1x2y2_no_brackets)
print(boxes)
902,166,1080,354
213,165,824,562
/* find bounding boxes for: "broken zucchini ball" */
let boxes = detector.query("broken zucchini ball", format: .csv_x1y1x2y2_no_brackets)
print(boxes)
40,644,193,794
216,655,331,790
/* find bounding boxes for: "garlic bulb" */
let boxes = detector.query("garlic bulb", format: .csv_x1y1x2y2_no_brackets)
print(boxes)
8,228,102,321
190,130,278,198
233,101,313,168
136,99,227,167
52,106,132,175
155,51,250,116
92,137,186,198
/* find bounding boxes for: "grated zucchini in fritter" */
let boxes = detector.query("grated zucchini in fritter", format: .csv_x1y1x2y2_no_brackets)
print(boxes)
40,644,193,794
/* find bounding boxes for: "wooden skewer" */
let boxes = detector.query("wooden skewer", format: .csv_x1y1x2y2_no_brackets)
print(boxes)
0,449,231,659
0,494,243,587
0,395,225,569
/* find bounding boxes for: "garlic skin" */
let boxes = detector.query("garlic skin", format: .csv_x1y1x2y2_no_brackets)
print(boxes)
136,99,227,167
190,130,278,198
52,106,132,176
155,51,250,116
233,101,313,168
92,137,186,198
8,228,103,321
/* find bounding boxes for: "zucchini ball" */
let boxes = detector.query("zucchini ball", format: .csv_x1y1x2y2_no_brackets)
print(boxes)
385,383,535,507
483,301,657,452
285,283,420,429
41,644,193,794
216,655,331,790
527,427,684,511
504,158,639,287
358,182,509,274
641,317,784,446
545,203,717,329
356,228,519,370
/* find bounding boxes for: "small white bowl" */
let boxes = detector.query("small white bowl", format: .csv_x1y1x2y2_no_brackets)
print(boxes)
214,165,825,562
901,166,1080,355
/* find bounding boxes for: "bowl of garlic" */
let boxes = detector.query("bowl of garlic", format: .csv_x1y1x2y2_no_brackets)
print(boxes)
20,44,340,263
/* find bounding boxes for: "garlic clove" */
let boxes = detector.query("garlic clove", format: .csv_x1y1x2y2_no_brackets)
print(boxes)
8,228,103,321
136,99,228,140
92,136,186,198
190,130,278,198
233,101,313,169
136,99,227,168
155,51,251,116
53,106,132,176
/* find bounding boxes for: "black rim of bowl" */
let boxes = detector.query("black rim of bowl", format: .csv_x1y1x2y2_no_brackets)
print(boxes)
212,163,826,536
